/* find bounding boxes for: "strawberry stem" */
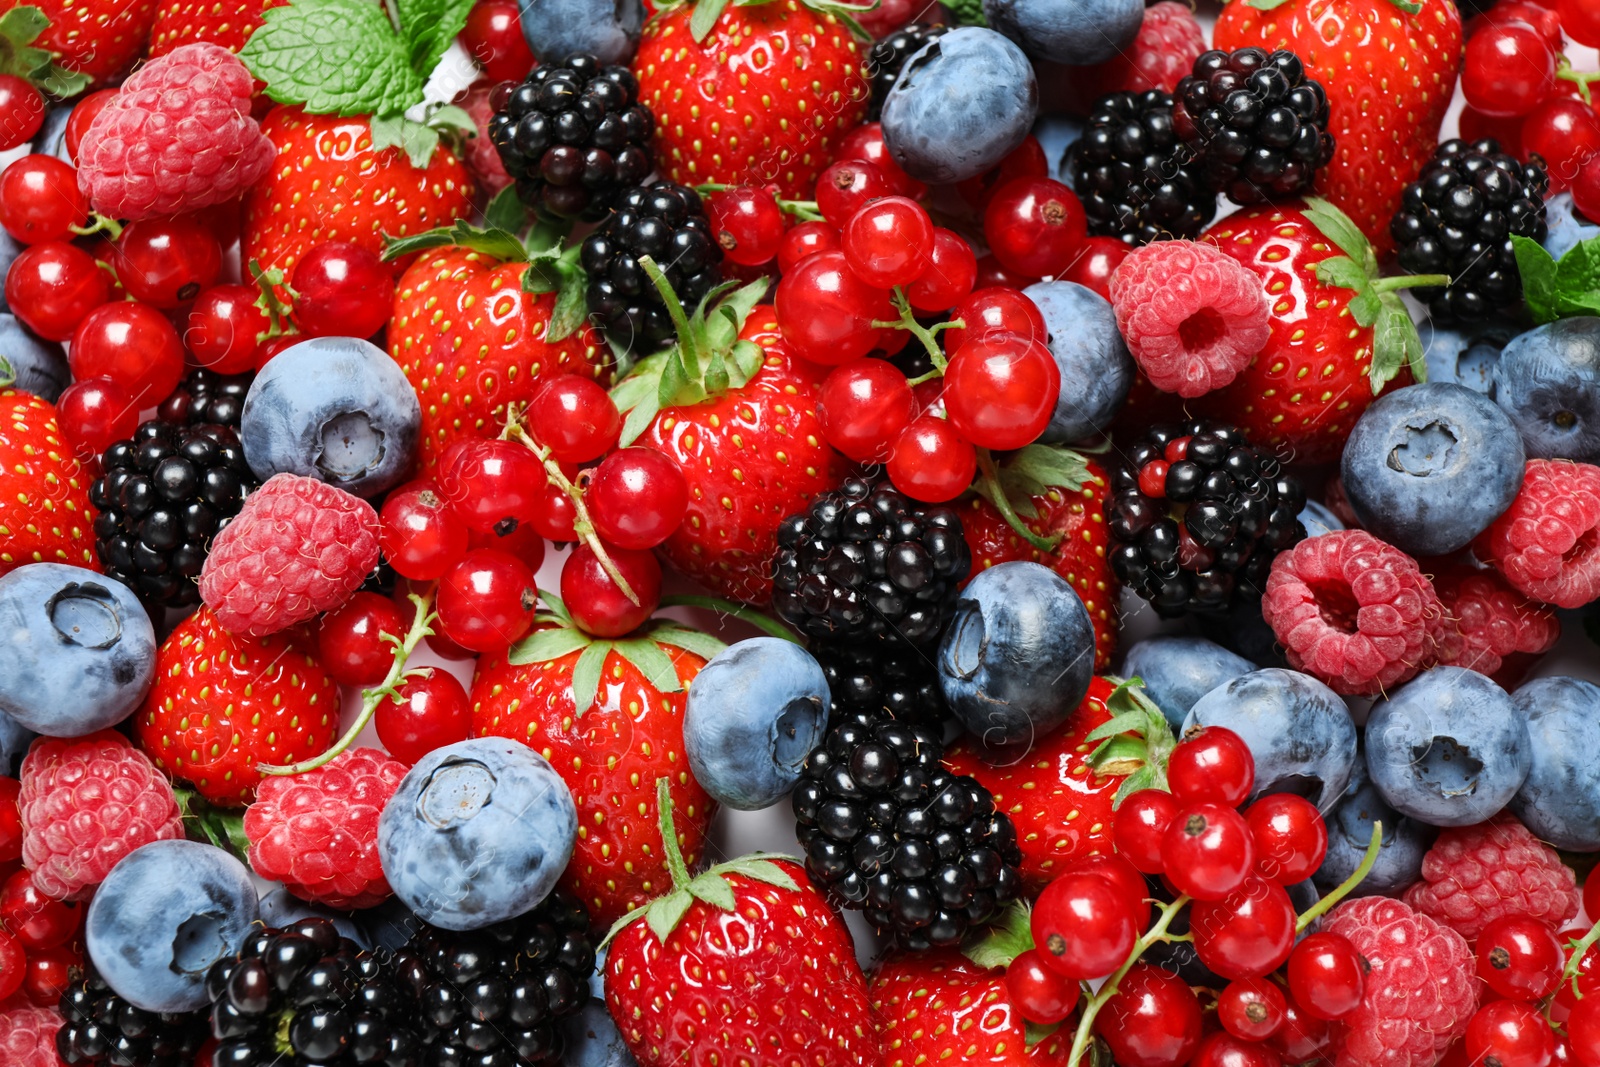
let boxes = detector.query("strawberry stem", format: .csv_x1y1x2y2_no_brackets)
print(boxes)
659,594,803,643
1294,821,1382,932
976,449,1062,554
655,775,692,890
639,255,702,379
1065,893,1192,1067
1369,274,1451,295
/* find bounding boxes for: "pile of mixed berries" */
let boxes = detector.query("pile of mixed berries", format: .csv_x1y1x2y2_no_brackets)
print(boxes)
0,0,1599,1064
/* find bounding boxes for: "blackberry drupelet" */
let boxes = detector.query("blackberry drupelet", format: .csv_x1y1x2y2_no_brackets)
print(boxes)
866,24,948,121
810,635,949,729
1391,138,1548,322
792,718,1023,950
1066,89,1217,244
1172,47,1334,205
57,961,209,1067
395,891,595,1066
205,917,422,1067
580,180,722,351
1107,420,1305,617
489,53,655,219
155,367,253,428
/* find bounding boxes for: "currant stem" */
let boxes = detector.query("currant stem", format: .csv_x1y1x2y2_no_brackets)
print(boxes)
1370,273,1452,294
257,588,437,776
69,213,122,241
871,288,950,371
976,448,1062,554
659,594,802,643
1066,894,1192,1067
693,183,823,222
1557,61,1600,105
1561,916,1600,1002
1295,821,1382,933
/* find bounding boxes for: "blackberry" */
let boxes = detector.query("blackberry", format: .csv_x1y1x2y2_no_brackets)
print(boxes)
1066,89,1217,244
154,367,253,428
57,961,209,1067
866,24,948,121
792,718,1023,950
1106,420,1306,618
488,54,654,220
395,891,595,1066
580,180,722,351
1391,138,1548,322
810,634,949,729
205,917,422,1067
1173,48,1334,205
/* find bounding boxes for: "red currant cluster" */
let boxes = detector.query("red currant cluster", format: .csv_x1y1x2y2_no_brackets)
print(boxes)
0,781,83,1008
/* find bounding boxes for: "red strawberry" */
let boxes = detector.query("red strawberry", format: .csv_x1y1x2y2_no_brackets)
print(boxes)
148,0,282,56
134,607,339,806
0,389,97,578
469,611,718,929
1215,0,1463,254
632,0,868,200
603,780,880,1067
0,0,158,85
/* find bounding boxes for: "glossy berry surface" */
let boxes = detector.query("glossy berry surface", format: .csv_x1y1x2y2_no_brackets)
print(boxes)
1161,802,1255,901
436,547,539,652
1476,915,1564,1002
1031,872,1140,980
1114,788,1180,874
289,241,395,339
316,591,406,687
527,373,622,464
942,332,1061,451
1004,947,1079,1024
1167,725,1254,807
1217,977,1287,1042
1286,931,1366,1021
706,186,787,266
374,666,472,765
0,154,87,244
0,76,43,150
56,376,139,461
184,284,271,374
459,0,534,82
69,301,186,405
437,437,548,535
112,216,224,308
842,196,934,288
379,480,471,581
586,447,688,550
1461,24,1555,118
1096,963,1203,1067
1244,793,1327,885
5,240,110,341
1465,999,1557,1067
818,358,916,463
560,541,662,637
887,415,976,503
983,177,1088,279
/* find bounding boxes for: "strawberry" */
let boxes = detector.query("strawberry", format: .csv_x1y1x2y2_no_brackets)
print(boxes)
603,779,880,1067
0,0,157,85
469,600,721,929
133,607,339,806
1215,0,1463,255
149,0,283,56
632,0,868,200
0,389,97,578
942,677,1173,891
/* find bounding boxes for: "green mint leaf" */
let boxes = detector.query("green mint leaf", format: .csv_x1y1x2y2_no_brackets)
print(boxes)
1558,290,1600,317
1303,196,1375,268
369,111,440,169
426,102,475,135
1370,296,1425,391
1555,236,1600,308
506,625,591,666
689,0,732,41
241,0,423,116
648,626,726,661
570,640,611,716
940,0,985,25
484,185,527,234
1512,235,1561,325
687,871,737,911
0,354,12,388
396,0,475,78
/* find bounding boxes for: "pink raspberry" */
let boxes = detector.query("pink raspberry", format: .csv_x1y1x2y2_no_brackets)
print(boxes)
1260,530,1443,696
1095,2,1208,95
199,473,381,636
19,730,184,901
0,998,67,1067
1474,458,1600,609
243,747,406,909
457,82,512,197
1323,897,1477,1067
1431,565,1559,684
1402,815,1579,940
76,43,275,221
1108,239,1270,398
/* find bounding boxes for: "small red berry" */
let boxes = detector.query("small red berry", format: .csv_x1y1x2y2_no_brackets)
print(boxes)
1114,788,1179,874
1244,793,1327,885
1160,802,1255,901
437,438,548,535
1522,96,1600,191
1569,996,1600,1067
1465,999,1557,1067
706,186,787,266
1267,993,1331,1064
904,228,978,313
887,415,976,503
776,250,895,366
63,88,117,164
290,241,395,339
0,778,18,865
0,929,22,1001
55,376,139,462
527,374,622,464
0,75,45,150
1188,1031,1282,1067
0,869,80,951
380,480,472,581
1217,977,1287,1042
1168,725,1255,807
815,159,891,224
841,195,934,289
316,591,406,687
1286,931,1366,1021
1095,963,1203,1067
817,358,916,464
1031,871,1140,980
0,154,88,244
1064,236,1131,301
69,301,186,405
561,542,662,638
1461,23,1555,118
836,122,924,199
777,220,841,273
982,177,1088,279
5,241,110,341
435,548,539,653
586,447,688,550
943,286,1047,354
1560,0,1600,46
1004,947,1080,1024
111,215,224,308
23,941,78,1004
942,331,1060,451
1477,915,1564,1002
1191,875,1297,980
185,284,271,373
459,0,534,82
375,666,472,765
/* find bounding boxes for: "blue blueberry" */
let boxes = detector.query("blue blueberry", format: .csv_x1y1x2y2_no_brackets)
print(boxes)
258,888,370,948
1507,676,1600,851
361,895,425,954
1419,316,1516,396
1494,317,1600,464
684,638,829,811
881,28,1038,185
1033,115,1083,182
518,0,645,67
85,840,260,1013
937,561,1094,759
240,336,421,499
1022,281,1133,443
0,313,69,402
1339,381,1525,556
1183,668,1356,811
0,710,33,776
1545,191,1600,260
1364,666,1529,828
563,999,640,1067
1313,755,1436,898
0,563,157,736
982,0,1142,65
32,102,73,163
378,737,578,931
1118,635,1253,732
1298,499,1344,538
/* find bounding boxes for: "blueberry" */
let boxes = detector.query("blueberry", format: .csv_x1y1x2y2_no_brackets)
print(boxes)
562,998,640,1067
0,563,157,737
937,561,1094,760
32,102,73,163
85,840,260,1013
259,887,370,948
1119,635,1254,732
1033,115,1084,182
1507,676,1600,851
982,0,1142,64
0,313,69,401
1364,666,1529,828
240,336,421,498
881,28,1038,185
1494,317,1600,464
1021,281,1133,444
518,0,645,66
378,737,578,931
1339,381,1525,556
0,710,33,776
1419,316,1516,396
0,231,19,312
1544,191,1600,260
1297,499,1344,538
684,638,829,810
1313,755,1436,898
360,894,425,954
1183,668,1356,811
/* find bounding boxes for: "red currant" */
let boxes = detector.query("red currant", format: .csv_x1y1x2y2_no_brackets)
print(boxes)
1286,931,1366,1021
1063,236,1130,301
380,480,472,580
975,252,1036,289
1576,154,1600,224
315,591,406,687
1031,871,1139,980
1461,23,1555,118
255,332,303,369
942,286,1047,354
290,241,395,339
1552,941,1600,1027
983,177,1088,279
1095,963,1203,1067
0,778,17,865
887,415,976,503
776,250,895,366
375,666,472,765
1267,993,1330,1064
706,186,786,266
1160,802,1255,901
943,331,1060,450
0,869,80,950
1168,725,1255,807
5,241,109,341
436,548,539,652
904,228,977,313
777,220,841,273
1560,0,1600,45
23,941,78,1004
185,284,271,373
956,134,1050,212
561,542,662,638
1217,977,1287,1042
1113,788,1179,874
1067,852,1151,930
836,122,924,199
0,929,24,1001
0,75,44,150
527,374,622,464
1570,997,1600,1067
437,437,548,534
1191,875,1296,980
1188,1031,1281,1067
469,519,547,572
1459,105,1528,158
816,159,892,225
70,301,186,405
586,447,688,550
841,195,934,289
531,471,580,540
1466,1000,1557,1067
1523,96,1600,191
55,376,138,461
111,216,223,308
1586,869,1600,924
63,88,116,163
1477,915,1564,1002
818,358,915,463
1004,947,1080,1024
0,154,87,244
1244,793,1326,885
459,0,535,82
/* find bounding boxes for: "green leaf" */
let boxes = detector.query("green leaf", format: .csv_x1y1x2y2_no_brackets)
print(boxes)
1313,256,1369,295
702,346,730,397
506,626,592,665
395,0,476,77
0,7,50,45
241,0,424,116
729,339,764,386
1084,710,1156,745
703,277,769,350
1303,197,1375,267
569,640,611,716
547,261,589,343
712,856,800,890
426,102,475,135
689,0,732,40
618,393,661,448
998,444,1090,510
1346,290,1383,329
382,218,527,262
0,7,89,95
650,626,728,662
1558,290,1600,317
0,354,12,389
176,788,252,863
484,185,527,234
369,111,441,169
1245,0,1294,8
1513,235,1561,325
1370,297,1425,392
1025,1023,1063,1050
645,889,693,942
613,637,684,694
657,349,692,410
687,871,738,910
1382,0,1423,12
961,900,1033,970
1555,236,1600,305
609,362,662,414
36,62,88,97
539,589,573,625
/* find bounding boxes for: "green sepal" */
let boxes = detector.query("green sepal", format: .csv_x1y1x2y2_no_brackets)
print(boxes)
687,870,737,910
973,443,1090,522
381,218,529,262
241,0,424,116
960,900,1033,971
175,788,252,863
688,0,731,41
0,7,90,98
644,890,693,942
570,640,609,716
484,185,529,234
1086,676,1176,806
369,112,442,170
0,354,13,389
505,626,590,665
650,625,728,661
612,637,684,694
504,613,721,715
520,242,588,342
712,856,799,890
1025,1023,1064,1050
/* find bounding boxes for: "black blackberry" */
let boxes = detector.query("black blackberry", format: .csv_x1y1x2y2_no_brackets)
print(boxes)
1173,48,1334,205
154,367,253,428
206,917,422,1067
866,24,948,121
1391,138,1548,322
1106,420,1306,617
1066,89,1217,244
792,718,1023,950
57,961,209,1067
810,634,949,729
580,180,722,351
489,53,655,220
394,891,595,1066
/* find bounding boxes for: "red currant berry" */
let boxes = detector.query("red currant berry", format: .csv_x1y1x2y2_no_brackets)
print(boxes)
1217,977,1287,1042
841,195,934,289
1113,788,1179,874
706,186,787,266
562,542,662,638
1168,725,1255,807
1286,931,1366,1021
469,519,547,573
837,122,924,199
23,941,78,1004
375,666,472,765
531,471,580,540
776,250,895,365
1576,154,1600,224
1466,1000,1557,1067
1560,0,1600,45
255,332,303,369
185,284,271,374
436,547,539,652
1067,852,1151,930
1244,793,1326,885
316,591,406,687
777,220,841,273
942,286,1047,354
459,0,535,82
815,159,892,225
5,241,109,341
956,135,1050,212
0,75,44,150
70,301,186,405
0,929,25,1001
1063,236,1130,301
1004,947,1080,1024
63,88,117,163
1160,802,1255,901
527,374,622,464
1473,0,1563,49
586,447,688,550
1031,872,1139,980
1267,993,1330,1064
1570,997,1600,1067
983,177,1088,279
818,358,915,463
887,416,976,503
380,480,472,581
1553,942,1600,1027
1191,875,1296,980
975,253,1035,289
1461,23,1555,118
1095,963,1203,1067
437,438,548,535
0,869,80,950
1188,1031,1281,1067
904,228,977,313
111,216,223,308
943,332,1060,450
55,376,138,461
1523,96,1600,191
1477,915,1564,1001
1586,869,1600,924
0,154,87,244
290,241,396,339
1459,105,1528,157
0,778,18,865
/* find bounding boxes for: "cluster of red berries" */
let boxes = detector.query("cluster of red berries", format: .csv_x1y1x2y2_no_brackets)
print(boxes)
0,782,83,1009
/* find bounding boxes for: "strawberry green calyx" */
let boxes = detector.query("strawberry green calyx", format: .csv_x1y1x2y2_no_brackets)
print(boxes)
0,355,13,389
971,442,1093,553
174,788,250,861
958,902,1063,1049
1512,233,1600,324
1085,677,1177,805
0,7,89,97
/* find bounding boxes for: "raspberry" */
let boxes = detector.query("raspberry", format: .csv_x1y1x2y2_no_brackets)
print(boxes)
1100,2,1209,95
1431,565,1559,683
198,473,381,636
1323,897,1477,1067
75,43,275,222
457,82,511,197
1474,459,1600,609
1402,815,1579,940
18,731,184,901
242,747,406,909
1108,239,1270,398
0,998,66,1067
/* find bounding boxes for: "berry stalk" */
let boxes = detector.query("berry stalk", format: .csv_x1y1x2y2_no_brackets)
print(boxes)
1295,821,1383,932
1065,893,1192,1067
1557,60,1600,105
659,594,803,643
1560,915,1600,1004
871,287,962,372
694,182,823,222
